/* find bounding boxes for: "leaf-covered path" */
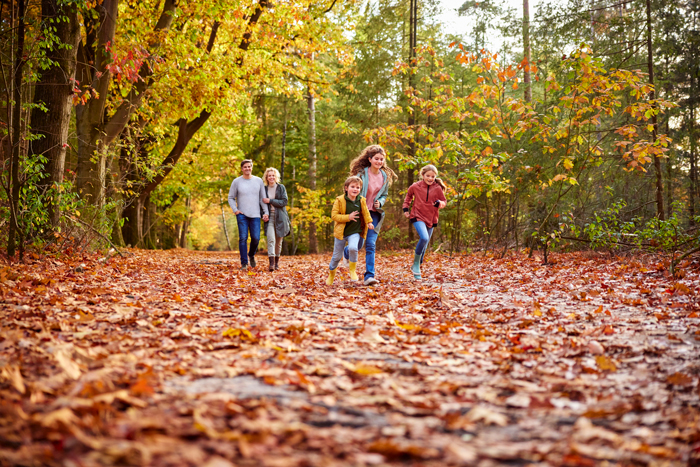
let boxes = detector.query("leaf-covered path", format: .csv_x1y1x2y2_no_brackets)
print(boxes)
1,249,699,466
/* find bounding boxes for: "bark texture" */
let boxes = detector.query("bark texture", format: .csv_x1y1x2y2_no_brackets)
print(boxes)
30,0,81,226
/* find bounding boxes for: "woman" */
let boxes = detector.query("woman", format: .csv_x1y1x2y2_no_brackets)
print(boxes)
343,145,397,285
262,167,291,271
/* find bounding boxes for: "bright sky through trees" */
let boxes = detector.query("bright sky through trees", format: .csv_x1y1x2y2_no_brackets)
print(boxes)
438,0,541,50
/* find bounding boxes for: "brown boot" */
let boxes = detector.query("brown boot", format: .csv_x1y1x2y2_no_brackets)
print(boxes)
268,256,275,272
274,256,280,270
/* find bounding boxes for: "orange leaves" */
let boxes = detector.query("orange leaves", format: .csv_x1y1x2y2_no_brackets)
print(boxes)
666,372,693,386
1,365,25,394
1,249,698,465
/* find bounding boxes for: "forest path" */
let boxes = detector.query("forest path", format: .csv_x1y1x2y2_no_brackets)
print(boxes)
1,249,699,466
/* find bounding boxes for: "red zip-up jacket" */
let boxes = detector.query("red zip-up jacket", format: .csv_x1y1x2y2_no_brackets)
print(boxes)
402,180,446,228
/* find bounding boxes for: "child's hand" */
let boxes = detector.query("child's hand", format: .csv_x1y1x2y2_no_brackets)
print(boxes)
438,200,446,209
368,223,374,230
403,211,410,218
348,211,359,221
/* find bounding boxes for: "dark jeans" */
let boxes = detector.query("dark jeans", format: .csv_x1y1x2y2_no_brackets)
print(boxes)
236,214,261,266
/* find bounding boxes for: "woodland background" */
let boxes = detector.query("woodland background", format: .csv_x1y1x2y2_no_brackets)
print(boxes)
1,0,699,262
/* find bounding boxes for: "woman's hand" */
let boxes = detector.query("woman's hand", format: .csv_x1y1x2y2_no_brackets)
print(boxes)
438,200,446,209
403,211,410,218
368,223,374,230
373,200,380,209
348,211,359,221
263,214,269,222
263,198,270,204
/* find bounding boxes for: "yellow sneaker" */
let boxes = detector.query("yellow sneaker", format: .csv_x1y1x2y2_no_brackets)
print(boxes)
349,262,359,281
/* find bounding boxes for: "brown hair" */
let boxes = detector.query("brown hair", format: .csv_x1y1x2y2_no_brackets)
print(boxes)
420,164,447,190
349,145,398,185
240,159,253,168
343,176,363,193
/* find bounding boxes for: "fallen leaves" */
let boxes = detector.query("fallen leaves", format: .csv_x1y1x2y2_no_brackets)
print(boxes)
0,249,699,466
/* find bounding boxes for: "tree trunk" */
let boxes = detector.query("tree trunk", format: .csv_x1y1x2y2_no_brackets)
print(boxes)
406,0,418,242
121,197,143,247
76,0,178,206
307,83,318,254
74,0,119,205
179,196,191,248
523,0,532,102
646,0,665,220
7,0,27,260
30,0,80,226
691,93,697,225
280,98,287,182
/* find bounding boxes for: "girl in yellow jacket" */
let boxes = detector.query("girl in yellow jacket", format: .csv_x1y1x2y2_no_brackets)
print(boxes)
327,176,374,285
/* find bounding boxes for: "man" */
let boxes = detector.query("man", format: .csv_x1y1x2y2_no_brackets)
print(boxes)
228,159,269,269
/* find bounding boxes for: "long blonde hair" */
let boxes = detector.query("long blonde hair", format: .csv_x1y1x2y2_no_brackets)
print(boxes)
349,145,398,185
421,164,446,190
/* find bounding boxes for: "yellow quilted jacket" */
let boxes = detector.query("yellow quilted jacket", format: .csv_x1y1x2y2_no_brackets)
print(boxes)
331,195,373,240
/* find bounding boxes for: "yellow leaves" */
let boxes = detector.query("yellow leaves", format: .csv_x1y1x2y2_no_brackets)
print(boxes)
352,363,383,376
562,158,574,170
223,327,257,342
396,322,421,331
595,355,617,372
340,360,383,376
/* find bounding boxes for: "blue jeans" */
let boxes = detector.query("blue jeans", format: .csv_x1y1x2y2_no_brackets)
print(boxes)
236,214,261,266
330,233,360,270
344,211,381,280
413,221,433,263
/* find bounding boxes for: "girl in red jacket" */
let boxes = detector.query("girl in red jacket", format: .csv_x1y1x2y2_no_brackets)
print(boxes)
402,164,447,280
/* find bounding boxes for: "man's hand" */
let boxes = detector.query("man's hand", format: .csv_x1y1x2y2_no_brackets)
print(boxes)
373,200,380,209
235,210,242,215
263,198,270,204
263,214,269,222
348,211,359,221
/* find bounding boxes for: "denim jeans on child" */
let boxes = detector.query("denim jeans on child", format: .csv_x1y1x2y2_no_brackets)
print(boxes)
330,233,361,270
412,220,434,264
236,213,261,266
344,211,381,280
